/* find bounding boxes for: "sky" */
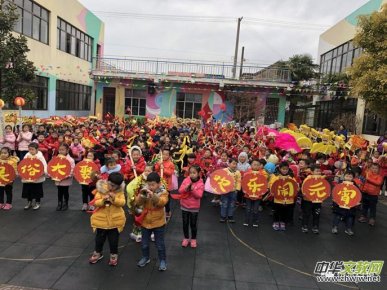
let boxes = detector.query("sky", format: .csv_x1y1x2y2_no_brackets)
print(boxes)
78,0,369,65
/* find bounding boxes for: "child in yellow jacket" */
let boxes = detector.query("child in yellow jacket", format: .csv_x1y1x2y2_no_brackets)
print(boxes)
220,158,242,223
135,172,169,271
89,172,126,267
0,147,19,210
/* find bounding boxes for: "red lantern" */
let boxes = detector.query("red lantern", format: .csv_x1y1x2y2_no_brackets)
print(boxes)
17,157,44,182
0,162,16,186
242,172,268,199
14,96,26,107
74,160,100,185
48,155,71,181
220,103,226,112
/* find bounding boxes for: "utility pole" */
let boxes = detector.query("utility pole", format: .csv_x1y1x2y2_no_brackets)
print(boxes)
239,46,245,80
232,17,243,79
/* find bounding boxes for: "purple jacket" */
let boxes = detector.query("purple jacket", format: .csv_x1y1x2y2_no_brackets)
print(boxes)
377,136,386,153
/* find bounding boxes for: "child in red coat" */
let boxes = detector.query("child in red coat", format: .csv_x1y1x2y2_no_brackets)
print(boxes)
155,147,176,220
358,163,384,226
123,147,146,182
36,133,50,161
199,148,215,177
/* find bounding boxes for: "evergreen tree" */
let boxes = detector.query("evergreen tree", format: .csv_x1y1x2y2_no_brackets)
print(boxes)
348,4,387,117
0,0,36,105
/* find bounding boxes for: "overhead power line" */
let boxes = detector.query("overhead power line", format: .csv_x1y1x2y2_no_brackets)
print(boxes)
92,11,330,30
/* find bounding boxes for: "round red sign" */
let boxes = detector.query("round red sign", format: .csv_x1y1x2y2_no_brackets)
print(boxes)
242,172,268,200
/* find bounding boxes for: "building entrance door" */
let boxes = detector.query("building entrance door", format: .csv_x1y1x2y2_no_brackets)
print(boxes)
103,87,116,117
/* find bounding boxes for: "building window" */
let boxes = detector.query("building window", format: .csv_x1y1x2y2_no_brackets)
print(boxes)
176,92,202,119
56,80,91,110
57,18,93,61
124,89,147,116
363,111,387,136
12,0,49,44
4,76,48,110
320,40,362,76
264,98,279,125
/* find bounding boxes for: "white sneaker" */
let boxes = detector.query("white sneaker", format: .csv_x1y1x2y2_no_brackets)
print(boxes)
129,233,137,241
151,233,155,242
135,235,142,243
33,203,41,210
81,203,88,211
24,201,32,210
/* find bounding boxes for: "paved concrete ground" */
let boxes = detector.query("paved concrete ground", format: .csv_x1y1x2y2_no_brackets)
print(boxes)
0,180,386,290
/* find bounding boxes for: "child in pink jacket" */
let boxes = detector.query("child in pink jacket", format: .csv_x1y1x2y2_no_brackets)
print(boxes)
17,125,33,160
178,165,204,248
55,143,75,211
0,125,16,154
70,138,85,163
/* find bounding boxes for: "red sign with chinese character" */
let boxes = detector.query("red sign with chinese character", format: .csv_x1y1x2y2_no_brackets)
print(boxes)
48,156,71,181
17,157,44,182
302,176,331,203
0,162,16,186
74,160,100,185
332,182,361,209
270,177,299,204
242,172,268,200
208,169,235,195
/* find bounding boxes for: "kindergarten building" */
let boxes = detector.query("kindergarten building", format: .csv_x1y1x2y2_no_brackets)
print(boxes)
316,0,387,139
91,58,290,125
8,0,104,117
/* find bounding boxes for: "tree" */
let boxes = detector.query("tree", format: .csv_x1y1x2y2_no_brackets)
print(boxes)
285,54,319,123
287,54,319,82
348,4,387,117
0,0,36,105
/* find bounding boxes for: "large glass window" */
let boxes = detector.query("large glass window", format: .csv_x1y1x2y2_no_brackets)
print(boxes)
320,40,363,75
56,80,91,110
124,89,147,116
57,18,93,61
176,92,202,119
13,0,49,44
4,76,48,110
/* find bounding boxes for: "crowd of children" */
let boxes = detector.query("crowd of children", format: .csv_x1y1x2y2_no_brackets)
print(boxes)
0,117,386,269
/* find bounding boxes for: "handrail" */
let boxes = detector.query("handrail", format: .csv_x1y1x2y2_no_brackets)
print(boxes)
92,57,291,82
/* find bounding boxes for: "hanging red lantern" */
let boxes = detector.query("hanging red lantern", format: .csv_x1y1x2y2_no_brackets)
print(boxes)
14,96,25,107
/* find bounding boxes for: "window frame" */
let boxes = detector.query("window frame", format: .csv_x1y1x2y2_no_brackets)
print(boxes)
57,17,94,62
4,76,49,110
56,80,91,111
13,0,49,44
176,92,202,119
124,89,147,116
